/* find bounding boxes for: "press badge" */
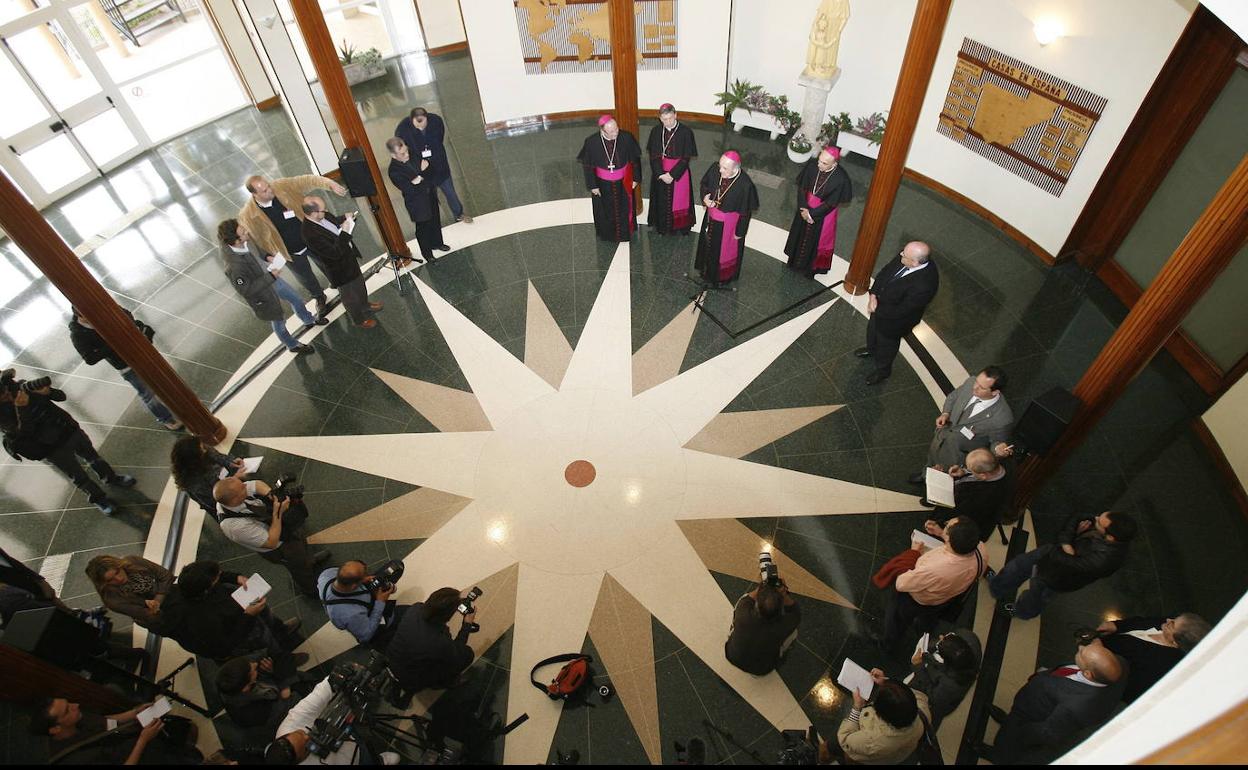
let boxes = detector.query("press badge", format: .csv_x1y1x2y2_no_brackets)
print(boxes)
283,210,296,219
421,148,433,158
959,426,975,440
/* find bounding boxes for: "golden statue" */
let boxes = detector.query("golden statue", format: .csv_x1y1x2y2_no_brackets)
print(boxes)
803,0,850,79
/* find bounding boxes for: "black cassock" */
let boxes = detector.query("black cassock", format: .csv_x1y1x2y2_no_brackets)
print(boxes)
783,160,852,276
387,158,444,260
693,165,759,285
576,131,643,242
645,122,697,235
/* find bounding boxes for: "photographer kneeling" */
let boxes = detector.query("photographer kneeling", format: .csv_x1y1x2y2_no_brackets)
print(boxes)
725,553,801,675
266,674,400,765
386,587,479,694
318,560,407,649
213,476,330,597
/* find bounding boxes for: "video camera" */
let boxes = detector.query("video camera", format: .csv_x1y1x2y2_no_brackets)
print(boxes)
271,472,305,502
758,552,780,588
1074,627,1111,646
308,652,401,758
777,726,821,765
457,586,483,633
1,370,51,396
363,560,405,593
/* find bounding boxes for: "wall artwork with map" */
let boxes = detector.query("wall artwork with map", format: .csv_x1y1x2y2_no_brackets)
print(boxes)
938,38,1107,196
514,0,678,75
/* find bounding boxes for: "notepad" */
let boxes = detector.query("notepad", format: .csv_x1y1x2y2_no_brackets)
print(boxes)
267,254,287,273
137,697,171,727
915,632,930,658
231,572,272,609
219,456,263,480
911,529,945,552
837,658,875,700
925,467,955,508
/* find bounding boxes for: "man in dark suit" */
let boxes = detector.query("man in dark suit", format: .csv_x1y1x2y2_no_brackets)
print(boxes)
855,241,939,384
1099,613,1210,703
300,196,383,329
922,447,1015,542
913,366,1013,483
394,107,473,224
385,136,446,263
984,638,1126,764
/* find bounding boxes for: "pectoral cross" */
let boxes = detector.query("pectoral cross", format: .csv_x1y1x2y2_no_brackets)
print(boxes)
607,162,616,171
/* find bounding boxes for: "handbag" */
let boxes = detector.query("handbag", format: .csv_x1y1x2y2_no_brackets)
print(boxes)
914,709,944,765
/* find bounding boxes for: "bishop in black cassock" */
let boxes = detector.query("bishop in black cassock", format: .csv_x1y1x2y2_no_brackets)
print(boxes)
693,151,759,286
784,146,852,277
576,115,642,242
646,104,697,236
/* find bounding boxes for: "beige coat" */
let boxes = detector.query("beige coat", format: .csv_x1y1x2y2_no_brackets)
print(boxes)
237,174,339,259
837,689,931,765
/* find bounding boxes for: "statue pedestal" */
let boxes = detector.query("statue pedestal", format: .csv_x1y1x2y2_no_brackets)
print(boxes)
797,69,840,143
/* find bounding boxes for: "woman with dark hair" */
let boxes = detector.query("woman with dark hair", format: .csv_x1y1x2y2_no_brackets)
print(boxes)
907,628,982,728
830,668,931,764
85,554,175,631
169,436,243,517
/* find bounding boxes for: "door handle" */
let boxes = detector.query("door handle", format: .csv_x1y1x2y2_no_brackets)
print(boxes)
48,120,66,132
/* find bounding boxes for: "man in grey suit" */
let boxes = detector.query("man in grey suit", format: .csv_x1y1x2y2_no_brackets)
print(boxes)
981,637,1126,764
911,366,1012,485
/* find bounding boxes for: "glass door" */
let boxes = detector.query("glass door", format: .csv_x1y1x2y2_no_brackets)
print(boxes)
0,0,144,206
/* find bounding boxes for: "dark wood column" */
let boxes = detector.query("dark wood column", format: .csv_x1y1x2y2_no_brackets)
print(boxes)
0,174,226,443
843,0,952,295
1,644,131,713
1014,153,1248,509
607,0,640,212
1061,6,1240,271
289,0,410,259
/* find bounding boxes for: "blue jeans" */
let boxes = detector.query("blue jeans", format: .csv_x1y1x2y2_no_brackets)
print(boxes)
119,368,175,425
438,176,464,219
272,277,317,349
988,544,1056,619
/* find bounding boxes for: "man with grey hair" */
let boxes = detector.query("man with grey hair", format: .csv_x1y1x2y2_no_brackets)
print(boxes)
1100,612,1212,703
855,240,939,384
577,114,642,242
694,150,759,287
300,196,382,329
921,446,1015,542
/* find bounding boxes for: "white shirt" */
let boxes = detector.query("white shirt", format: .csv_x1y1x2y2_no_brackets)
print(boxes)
217,480,279,551
1067,670,1107,688
894,260,930,280
1126,628,1170,646
276,679,361,765
962,391,1000,419
312,217,341,236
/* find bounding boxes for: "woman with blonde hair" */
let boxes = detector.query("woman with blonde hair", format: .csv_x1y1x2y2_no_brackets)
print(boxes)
85,554,174,630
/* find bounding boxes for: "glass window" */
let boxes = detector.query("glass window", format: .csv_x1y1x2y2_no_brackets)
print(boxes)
73,108,138,166
5,21,100,110
120,49,245,141
18,134,90,194
0,50,50,138
67,0,219,84
0,0,48,25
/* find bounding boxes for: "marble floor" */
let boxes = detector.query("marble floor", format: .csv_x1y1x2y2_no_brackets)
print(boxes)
2,50,1247,764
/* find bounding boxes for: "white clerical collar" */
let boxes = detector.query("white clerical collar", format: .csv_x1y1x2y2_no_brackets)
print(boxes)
723,170,741,180
313,217,340,235
256,198,273,208
228,243,249,254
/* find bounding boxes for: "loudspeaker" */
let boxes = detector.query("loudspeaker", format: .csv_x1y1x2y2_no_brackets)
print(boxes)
1015,386,1080,455
338,147,377,197
0,606,102,668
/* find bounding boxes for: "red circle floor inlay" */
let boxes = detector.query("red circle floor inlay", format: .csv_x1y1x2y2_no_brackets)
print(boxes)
564,460,596,487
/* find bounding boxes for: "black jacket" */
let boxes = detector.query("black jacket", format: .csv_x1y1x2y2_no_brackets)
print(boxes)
68,311,154,370
907,628,981,729
1035,513,1129,592
993,666,1126,764
0,387,79,461
158,570,260,658
220,242,287,323
388,158,440,223
1102,616,1185,704
394,113,451,185
868,256,939,336
934,469,1015,542
385,602,473,691
301,214,363,289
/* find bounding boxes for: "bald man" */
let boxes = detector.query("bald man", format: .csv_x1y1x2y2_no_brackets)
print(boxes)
577,115,642,242
855,240,939,384
984,638,1127,764
693,151,759,287
316,559,403,647
213,476,328,596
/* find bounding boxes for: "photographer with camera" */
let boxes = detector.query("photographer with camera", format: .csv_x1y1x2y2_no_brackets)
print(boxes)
267,667,401,766
386,587,480,694
317,560,406,648
724,553,801,675
213,475,330,597
0,368,135,515
68,306,181,431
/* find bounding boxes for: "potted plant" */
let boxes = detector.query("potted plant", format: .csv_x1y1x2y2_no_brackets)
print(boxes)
339,40,386,85
835,111,887,160
818,111,853,148
715,78,763,116
767,94,803,141
787,133,813,163
854,111,887,145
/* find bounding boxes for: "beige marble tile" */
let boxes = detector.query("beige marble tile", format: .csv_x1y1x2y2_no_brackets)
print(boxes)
371,368,491,432
632,301,700,396
524,281,574,389
587,575,662,764
677,518,857,609
684,405,843,459
307,487,472,543
560,244,633,395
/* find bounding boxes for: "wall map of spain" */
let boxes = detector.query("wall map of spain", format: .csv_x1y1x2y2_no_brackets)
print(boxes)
515,0,678,75
938,38,1107,196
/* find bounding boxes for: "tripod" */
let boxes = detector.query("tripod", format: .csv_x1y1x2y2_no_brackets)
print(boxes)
85,655,212,717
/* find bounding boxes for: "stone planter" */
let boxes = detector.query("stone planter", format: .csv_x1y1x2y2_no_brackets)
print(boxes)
787,144,814,164
342,60,386,86
730,107,785,140
836,130,881,160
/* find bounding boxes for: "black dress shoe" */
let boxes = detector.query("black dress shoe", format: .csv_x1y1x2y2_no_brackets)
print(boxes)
108,474,137,487
972,741,994,758
865,371,890,385
434,244,451,252
854,347,872,358
988,705,1009,724
918,497,935,508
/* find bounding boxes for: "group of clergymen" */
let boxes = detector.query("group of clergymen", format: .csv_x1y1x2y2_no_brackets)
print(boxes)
576,104,854,288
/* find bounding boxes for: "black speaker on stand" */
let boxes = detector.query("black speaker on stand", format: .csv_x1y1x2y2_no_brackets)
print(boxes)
1015,386,1081,455
338,147,377,197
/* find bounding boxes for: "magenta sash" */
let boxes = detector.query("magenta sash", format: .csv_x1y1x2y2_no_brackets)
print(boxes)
595,163,635,233
661,157,692,228
707,205,741,281
806,192,839,271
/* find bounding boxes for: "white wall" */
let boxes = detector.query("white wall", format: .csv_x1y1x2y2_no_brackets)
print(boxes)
416,0,466,50
728,0,915,131
462,0,729,125
204,0,277,105
1206,376,1248,490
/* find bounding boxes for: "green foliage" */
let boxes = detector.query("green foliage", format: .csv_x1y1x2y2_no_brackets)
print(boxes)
767,95,802,137
789,134,813,153
854,112,887,144
338,39,356,64
714,79,763,115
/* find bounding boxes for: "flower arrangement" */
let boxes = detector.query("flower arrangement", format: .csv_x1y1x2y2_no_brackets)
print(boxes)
338,40,382,68
789,134,813,153
767,95,803,137
854,111,887,145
